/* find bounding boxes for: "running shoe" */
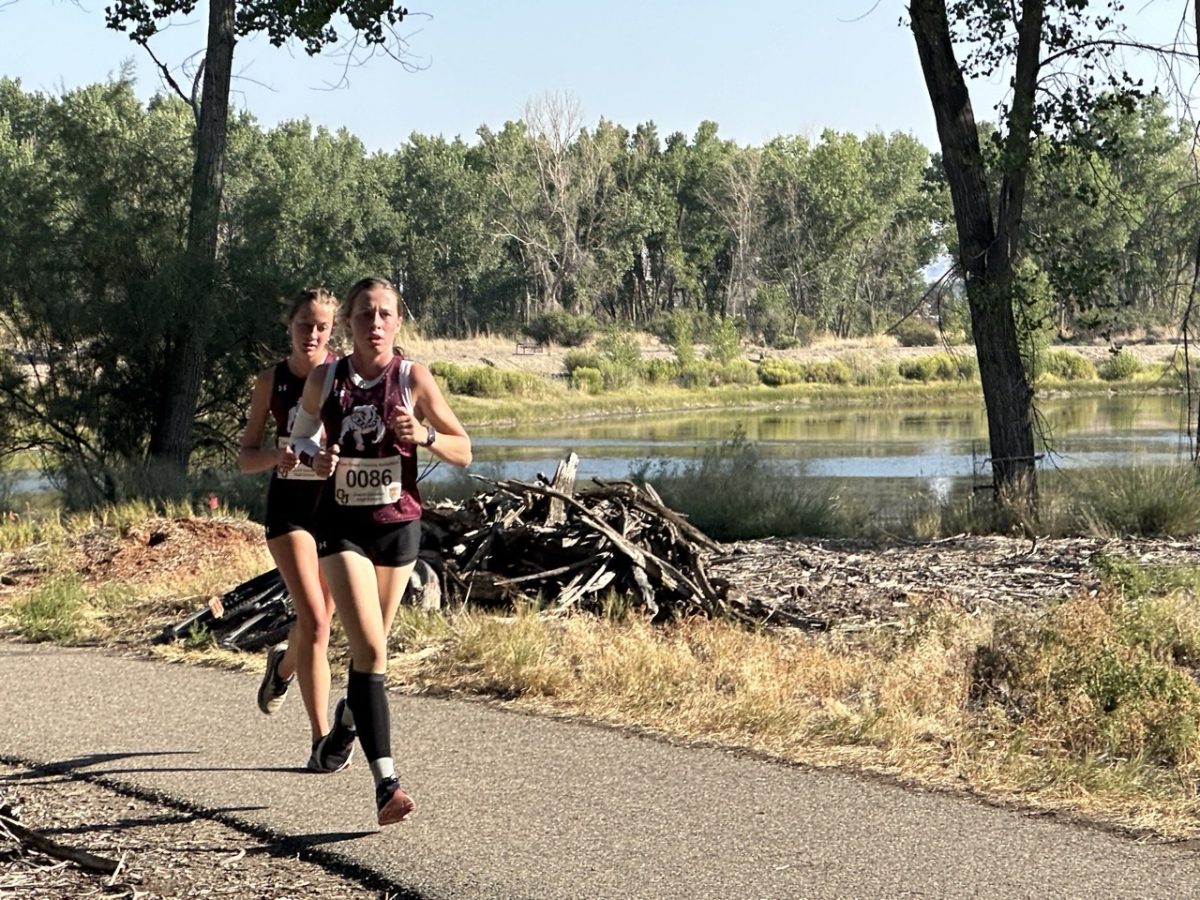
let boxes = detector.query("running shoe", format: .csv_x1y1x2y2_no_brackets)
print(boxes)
376,777,415,825
307,698,356,773
256,643,293,715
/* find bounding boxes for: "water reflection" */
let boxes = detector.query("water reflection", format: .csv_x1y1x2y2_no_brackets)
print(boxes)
458,393,1196,491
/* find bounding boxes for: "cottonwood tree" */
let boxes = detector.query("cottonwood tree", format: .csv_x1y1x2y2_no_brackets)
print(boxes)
104,0,411,484
908,0,1193,510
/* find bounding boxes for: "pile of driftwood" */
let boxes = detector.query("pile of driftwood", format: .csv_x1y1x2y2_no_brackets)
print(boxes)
420,454,733,621
155,454,817,648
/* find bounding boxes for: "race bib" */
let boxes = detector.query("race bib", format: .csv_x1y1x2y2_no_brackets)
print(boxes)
334,456,405,506
275,437,321,481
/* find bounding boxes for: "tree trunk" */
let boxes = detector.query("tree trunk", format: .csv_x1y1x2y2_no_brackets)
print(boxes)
910,0,1038,508
149,0,236,475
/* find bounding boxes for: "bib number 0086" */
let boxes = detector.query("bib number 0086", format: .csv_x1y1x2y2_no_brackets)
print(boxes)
334,456,403,506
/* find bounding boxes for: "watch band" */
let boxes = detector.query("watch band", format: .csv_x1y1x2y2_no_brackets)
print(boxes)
424,424,438,447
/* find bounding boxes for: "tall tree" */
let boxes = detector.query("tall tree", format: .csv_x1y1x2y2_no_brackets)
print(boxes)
907,0,1179,507
104,0,410,482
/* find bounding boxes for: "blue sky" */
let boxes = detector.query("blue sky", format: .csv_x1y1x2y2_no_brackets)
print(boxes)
0,1,1191,151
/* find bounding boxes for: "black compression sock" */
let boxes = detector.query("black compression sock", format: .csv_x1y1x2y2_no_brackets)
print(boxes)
346,667,391,762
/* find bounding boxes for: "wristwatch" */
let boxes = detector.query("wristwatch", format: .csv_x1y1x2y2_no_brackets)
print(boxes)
423,424,438,447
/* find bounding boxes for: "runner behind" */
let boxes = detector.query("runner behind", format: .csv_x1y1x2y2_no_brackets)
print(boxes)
290,276,472,825
237,288,343,770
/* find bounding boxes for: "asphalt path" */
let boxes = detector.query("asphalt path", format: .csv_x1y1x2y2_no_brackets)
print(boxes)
2,641,1199,899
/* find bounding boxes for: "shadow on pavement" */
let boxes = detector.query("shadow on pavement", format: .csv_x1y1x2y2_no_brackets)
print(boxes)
0,750,198,780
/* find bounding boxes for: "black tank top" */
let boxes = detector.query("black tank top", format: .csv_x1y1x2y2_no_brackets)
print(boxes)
270,355,333,485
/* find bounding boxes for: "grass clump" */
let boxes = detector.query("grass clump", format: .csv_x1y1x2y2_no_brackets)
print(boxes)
1035,349,1097,382
1099,349,1142,381
1073,465,1200,537
897,353,978,383
632,430,843,540
10,574,87,642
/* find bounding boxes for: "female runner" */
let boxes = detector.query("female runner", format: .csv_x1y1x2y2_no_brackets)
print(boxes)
290,276,471,824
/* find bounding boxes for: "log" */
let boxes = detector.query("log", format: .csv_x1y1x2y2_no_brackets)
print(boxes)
0,813,119,875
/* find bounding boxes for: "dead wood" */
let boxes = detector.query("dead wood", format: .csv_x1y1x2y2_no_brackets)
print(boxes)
0,813,118,875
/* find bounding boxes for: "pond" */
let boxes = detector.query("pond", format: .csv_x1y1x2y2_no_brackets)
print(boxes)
428,392,1196,505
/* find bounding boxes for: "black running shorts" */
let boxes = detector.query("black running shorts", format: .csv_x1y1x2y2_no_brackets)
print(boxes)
315,517,420,567
264,478,324,541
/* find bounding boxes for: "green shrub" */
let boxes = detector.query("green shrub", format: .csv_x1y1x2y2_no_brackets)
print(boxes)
642,358,680,385
757,358,853,386
430,362,544,398
706,318,743,364
897,353,976,382
562,350,602,376
893,318,941,347
1099,349,1142,382
524,310,596,347
570,366,603,394
1036,349,1097,381
599,359,639,391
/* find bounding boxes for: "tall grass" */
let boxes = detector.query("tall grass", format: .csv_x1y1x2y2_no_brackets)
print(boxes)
631,430,847,540
901,464,1200,539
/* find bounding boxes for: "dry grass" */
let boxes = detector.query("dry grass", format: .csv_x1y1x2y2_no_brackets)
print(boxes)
8,509,1200,841
386,595,1200,839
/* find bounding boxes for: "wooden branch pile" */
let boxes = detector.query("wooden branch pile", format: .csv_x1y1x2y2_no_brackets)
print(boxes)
419,453,770,623
156,454,819,646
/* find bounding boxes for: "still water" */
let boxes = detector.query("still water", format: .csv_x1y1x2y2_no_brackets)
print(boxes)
429,393,1197,504
8,394,1195,507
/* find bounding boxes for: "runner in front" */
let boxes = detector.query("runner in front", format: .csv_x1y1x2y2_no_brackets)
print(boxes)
289,276,472,825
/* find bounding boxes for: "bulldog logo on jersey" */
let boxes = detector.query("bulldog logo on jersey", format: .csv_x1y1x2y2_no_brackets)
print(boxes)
341,404,386,451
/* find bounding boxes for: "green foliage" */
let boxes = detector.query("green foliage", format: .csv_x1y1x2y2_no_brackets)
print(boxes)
749,284,807,349
429,361,546,398
1035,349,1096,382
1098,349,1142,382
756,358,852,386
561,350,602,376
524,310,597,347
641,358,681,385
973,595,1200,766
897,353,977,383
705,317,743,364
1012,259,1056,373
569,366,603,394
12,575,85,642
892,318,941,347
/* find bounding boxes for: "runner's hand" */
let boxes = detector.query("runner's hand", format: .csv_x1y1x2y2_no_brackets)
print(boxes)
277,446,299,475
389,407,428,445
314,443,339,479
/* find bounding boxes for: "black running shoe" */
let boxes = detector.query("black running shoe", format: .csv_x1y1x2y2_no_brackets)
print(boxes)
307,698,356,773
256,643,293,715
376,777,415,825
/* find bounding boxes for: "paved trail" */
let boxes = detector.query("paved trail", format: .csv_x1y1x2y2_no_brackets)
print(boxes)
2,642,1198,899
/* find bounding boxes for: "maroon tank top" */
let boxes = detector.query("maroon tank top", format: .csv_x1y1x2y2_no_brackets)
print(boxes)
319,355,421,523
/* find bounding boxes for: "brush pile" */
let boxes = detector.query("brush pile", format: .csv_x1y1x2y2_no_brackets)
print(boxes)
155,454,819,647
420,454,739,621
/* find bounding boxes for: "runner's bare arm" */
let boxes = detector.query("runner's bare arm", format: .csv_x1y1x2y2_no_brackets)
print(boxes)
237,369,285,474
291,364,336,477
409,362,472,468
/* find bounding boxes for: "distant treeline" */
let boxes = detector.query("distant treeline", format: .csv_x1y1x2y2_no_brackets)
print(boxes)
0,78,1197,483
